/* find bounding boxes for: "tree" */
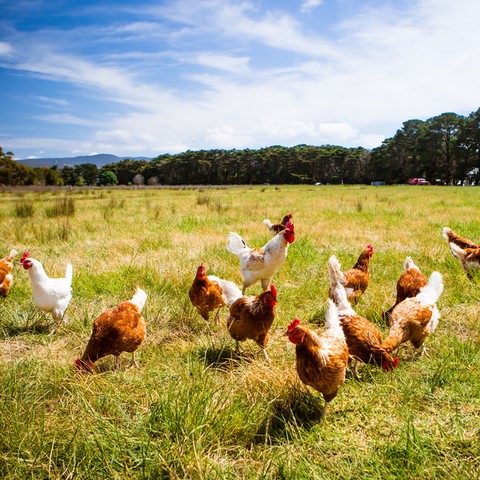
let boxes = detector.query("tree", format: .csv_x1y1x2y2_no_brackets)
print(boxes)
422,113,465,184
133,174,144,186
76,163,98,185
99,170,118,186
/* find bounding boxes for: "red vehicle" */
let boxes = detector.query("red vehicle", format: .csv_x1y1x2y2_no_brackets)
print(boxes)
407,178,431,185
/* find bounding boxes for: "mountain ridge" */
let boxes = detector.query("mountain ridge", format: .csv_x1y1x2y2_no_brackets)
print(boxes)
16,153,151,168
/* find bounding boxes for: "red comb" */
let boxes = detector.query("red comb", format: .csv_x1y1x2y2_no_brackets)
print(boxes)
367,244,374,251
288,318,300,332
285,221,294,232
269,284,277,300
393,357,399,367
20,251,30,263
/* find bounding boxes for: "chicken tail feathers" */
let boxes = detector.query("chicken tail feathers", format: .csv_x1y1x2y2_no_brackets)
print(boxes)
416,271,443,305
442,227,452,242
227,232,247,256
263,219,274,230
404,256,418,272
449,242,466,260
330,281,356,317
325,299,345,339
65,263,73,286
221,281,243,306
328,255,346,286
130,287,147,312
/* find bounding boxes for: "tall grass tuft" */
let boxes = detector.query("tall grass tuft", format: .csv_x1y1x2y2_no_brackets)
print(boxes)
14,200,35,218
45,197,75,217
196,191,211,206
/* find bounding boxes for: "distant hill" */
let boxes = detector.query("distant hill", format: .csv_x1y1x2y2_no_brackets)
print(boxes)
16,154,151,168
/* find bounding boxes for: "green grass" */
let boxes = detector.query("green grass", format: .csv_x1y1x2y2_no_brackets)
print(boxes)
0,185,479,479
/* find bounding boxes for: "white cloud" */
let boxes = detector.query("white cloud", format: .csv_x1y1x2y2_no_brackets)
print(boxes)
194,53,251,74
301,0,324,14
4,0,480,159
39,113,98,127
0,42,13,57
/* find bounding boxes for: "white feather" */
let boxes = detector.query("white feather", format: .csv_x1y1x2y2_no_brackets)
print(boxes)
416,271,443,305
208,276,242,306
324,299,345,339
25,257,73,322
404,256,419,272
130,287,147,312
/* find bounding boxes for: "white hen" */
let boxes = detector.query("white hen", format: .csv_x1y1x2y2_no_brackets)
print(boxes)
227,221,295,293
20,252,73,327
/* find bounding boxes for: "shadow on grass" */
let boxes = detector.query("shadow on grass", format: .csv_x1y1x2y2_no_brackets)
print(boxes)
0,319,52,337
253,388,325,444
199,344,258,371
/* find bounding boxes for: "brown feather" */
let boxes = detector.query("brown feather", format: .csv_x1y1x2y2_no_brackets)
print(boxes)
444,228,478,249
292,325,349,403
79,301,146,369
384,266,427,320
189,276,225,321
0,250,17,297
227,290,276,350
333,245,374,305
383,298,435,352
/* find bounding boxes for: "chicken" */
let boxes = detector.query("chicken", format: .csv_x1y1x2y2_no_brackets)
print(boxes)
227,221,295,294
443,227,480,276
20,252,73,328
75,288,147,372
447,243,480,277
0,249,18,297
263,213,293,235
327,245,374,305
189,264,242,322
226,284,278,362
382,257,427,322
284,300,349,418
442,227,478,250
328,259,398,377
383,271,443,357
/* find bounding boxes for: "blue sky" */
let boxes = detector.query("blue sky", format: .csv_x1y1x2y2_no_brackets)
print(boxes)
1,0,480,160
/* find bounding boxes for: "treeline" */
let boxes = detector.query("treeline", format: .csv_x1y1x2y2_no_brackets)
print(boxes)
2,108,480,186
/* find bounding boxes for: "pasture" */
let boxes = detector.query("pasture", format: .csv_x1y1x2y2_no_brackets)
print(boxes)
0,184,479,479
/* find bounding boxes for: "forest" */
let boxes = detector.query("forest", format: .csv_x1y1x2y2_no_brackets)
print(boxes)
1,108,480,186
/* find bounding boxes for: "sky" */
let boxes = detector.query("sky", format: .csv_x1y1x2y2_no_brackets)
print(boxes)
1,0,480,160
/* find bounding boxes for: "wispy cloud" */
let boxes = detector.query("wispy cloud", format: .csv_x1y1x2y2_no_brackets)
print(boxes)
39,113,98,126
0,41,13,56
2,0,480,159
301,0,324,14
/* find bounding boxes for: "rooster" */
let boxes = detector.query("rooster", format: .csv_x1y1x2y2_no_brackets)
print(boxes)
443,227,480,276
189,264,242,322
226,284,278,362
284,300,349,418
263,213,293,235
328,259,398,377
20,252,73,328
0,249,18,297
227,221,295,294
382,257,427,323
327,245,374,305
383,271,443,357
75,288,147,372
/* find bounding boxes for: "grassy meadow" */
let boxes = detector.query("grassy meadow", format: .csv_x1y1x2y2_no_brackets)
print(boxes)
0,184,479,479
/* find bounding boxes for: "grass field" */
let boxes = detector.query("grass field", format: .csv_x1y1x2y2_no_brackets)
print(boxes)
0,184,479,479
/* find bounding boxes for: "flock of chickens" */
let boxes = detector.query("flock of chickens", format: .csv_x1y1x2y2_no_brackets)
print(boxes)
1,216,479,418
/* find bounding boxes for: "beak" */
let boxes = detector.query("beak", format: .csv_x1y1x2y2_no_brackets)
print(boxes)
282,329,289,337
